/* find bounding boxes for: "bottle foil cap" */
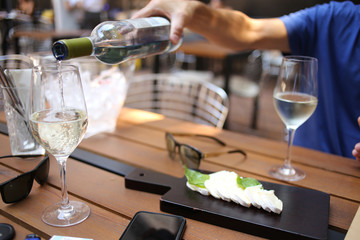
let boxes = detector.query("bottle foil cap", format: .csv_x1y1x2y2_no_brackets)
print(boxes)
53,37,93,60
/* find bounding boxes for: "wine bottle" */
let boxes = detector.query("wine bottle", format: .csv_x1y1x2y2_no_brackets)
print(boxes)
52,17,182,64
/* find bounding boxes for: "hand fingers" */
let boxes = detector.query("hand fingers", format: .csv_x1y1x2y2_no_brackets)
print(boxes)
352,149,360,162
169,14,185,44
131,1,184,45
352,143,360,162
354,117,360,162
132,0,173,19
131,4,158,19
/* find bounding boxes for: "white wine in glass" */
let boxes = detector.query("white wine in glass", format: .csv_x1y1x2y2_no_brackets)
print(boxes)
30,63,90,227
270,56,318,181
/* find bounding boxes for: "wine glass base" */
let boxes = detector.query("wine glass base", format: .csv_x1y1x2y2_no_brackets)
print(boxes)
42,200,90,227
269,165,306,182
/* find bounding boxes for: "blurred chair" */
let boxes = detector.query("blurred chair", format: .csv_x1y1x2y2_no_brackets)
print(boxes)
8,22,53,54
223,50,281,129
231,50,263,129
124,73,229,128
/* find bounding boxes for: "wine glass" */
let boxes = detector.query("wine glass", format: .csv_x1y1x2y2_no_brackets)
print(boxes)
30,63,90,226
269,56,318,181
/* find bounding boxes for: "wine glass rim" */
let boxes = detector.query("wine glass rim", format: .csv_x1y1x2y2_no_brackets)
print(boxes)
283,55,318,62
33,63,79,73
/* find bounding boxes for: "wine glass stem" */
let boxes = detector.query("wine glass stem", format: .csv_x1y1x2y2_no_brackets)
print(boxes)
285,128,296,169
57,156,70,209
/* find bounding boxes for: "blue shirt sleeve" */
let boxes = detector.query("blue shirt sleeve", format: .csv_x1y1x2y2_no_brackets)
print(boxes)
280,1,360,57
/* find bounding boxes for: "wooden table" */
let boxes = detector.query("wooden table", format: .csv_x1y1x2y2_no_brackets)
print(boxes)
0,108,359,239
11,29,91,54
12,29,91,41
154,37,250,95
178,40,249,92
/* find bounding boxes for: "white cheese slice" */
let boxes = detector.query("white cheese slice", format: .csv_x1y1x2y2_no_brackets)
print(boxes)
262,190,283,214
221,172,252,207
186,170,283,214
209,171,235,202
257,190,272,212
204,172,222,199
244,185,263,209
231,187,252,207
186,182,209,196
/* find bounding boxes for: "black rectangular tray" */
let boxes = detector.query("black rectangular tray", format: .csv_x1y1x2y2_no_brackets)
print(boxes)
125,168,329,240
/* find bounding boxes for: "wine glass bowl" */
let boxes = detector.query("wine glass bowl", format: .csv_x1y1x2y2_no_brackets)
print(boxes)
269,56,318,181
30,63,90,226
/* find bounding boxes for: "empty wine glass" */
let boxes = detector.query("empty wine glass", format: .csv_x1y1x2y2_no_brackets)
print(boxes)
30,63,90,226
269,56,318,181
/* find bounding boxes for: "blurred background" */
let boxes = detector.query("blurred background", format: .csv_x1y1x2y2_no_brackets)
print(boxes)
1,0,358,140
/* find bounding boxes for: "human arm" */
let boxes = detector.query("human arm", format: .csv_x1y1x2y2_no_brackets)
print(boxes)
132,0,290,52
352,117,360,162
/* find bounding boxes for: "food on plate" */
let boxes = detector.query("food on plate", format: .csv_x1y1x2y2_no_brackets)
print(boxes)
185,168,283,214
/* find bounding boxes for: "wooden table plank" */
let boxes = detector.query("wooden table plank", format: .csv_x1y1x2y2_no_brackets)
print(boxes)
0,146,265,239
78,140,357,231
80,119,360,202
117,108,360,177
0,123,358,233
13,30,90,41
0,108,358,239
0,177,128,240
178,41,237,59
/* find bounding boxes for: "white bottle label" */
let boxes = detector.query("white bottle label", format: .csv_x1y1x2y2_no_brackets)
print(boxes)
126,17,170,29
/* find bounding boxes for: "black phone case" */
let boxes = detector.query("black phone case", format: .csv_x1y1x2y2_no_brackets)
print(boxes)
120,211,186,240
0,223,15,240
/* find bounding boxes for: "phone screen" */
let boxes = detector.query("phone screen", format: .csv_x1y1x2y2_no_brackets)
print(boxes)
119,211,186,240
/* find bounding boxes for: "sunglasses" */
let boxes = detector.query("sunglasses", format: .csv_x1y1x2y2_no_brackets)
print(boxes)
165,132,247,169
0,154,49,204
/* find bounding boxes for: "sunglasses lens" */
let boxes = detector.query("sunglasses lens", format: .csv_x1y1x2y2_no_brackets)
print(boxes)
166,134,176,159
34,156,49,185
179,145,201,169
2,173,33,203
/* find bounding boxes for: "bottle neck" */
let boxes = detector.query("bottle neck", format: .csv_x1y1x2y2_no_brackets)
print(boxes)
52,37,94,61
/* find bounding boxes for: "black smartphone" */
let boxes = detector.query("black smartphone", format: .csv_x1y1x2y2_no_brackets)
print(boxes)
119,211,186,240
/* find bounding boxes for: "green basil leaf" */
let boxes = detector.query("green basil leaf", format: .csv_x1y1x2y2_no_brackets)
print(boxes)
237,176,261,189
185,167,209,188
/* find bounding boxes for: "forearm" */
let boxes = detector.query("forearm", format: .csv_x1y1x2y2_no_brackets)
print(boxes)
188,2,290,52
132,0,290,52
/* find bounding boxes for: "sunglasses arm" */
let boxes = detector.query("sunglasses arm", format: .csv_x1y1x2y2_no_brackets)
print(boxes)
204,149,247,159
169,132,226,146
